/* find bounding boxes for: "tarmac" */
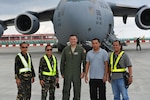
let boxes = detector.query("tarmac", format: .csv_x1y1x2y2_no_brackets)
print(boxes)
0,42,150,100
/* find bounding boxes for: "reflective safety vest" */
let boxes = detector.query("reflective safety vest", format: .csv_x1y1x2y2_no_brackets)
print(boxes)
42,55,57,76
18,53,31,74
110,51,126,72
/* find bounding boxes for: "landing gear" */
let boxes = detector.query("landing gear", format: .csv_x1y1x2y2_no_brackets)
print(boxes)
52,42,65,52
57,43,65,52
82,44,92,52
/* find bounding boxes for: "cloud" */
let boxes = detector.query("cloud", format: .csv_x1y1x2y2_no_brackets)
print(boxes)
114,17,150,38
37,22,54,34
0,0,60,34
0,0,60,15
106,0,150,6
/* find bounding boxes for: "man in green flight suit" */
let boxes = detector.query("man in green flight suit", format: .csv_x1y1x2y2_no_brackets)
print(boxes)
60,34,86,100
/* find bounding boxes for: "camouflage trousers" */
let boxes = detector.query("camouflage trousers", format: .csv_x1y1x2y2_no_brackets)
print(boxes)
41,77,56,100
16,79,31,100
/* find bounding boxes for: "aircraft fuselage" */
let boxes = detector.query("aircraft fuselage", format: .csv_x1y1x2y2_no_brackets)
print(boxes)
53,0,114,47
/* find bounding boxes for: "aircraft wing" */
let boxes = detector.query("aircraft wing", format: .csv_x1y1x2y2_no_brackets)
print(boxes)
108,2,150,29
0,7,56,36
108,2,139,17
2,3,139,27
1,2,145,26
34,8,56,22
1,8,55,27
0,1,150,37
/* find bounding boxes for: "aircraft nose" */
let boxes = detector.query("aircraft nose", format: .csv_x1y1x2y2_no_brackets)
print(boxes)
56,1,95,38
63,2,94,31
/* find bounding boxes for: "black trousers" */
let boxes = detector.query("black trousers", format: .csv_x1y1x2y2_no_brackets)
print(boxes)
89,79,106,100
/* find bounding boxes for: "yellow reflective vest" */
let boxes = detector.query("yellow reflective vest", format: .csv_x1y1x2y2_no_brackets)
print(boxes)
18,53,31,74
42,55,57,76
110,51,126,72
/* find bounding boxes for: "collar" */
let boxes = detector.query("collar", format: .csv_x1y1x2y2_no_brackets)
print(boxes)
45,54,52,58
92,48,101,53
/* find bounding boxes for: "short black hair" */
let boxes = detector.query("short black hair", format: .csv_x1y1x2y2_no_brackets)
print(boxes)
20,42,28,47
92,38,101,43
69,34,77,38
113,40,123,50
45,44,52,50
113,40,121,45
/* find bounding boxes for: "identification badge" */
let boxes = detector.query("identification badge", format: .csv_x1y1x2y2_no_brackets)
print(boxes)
74,52,78,55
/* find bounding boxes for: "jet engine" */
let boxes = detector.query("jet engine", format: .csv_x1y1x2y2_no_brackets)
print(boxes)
15,13,40,34
135,6,150,30
0,24,4,37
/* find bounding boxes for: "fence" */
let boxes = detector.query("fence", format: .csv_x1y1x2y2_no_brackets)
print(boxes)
0,34,57,47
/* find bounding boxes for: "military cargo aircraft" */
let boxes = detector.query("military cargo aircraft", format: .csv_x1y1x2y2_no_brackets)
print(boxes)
0,0,150,51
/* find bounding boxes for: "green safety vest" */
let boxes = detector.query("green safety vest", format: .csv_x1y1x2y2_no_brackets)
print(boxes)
18,53,31,74
42,55,57,76
110,51,126,72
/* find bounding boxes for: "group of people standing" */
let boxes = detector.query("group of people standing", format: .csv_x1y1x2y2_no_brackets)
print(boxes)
15,42,59,100
14,34,133,100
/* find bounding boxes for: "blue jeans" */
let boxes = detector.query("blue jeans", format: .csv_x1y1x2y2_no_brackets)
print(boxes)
111,78,129,100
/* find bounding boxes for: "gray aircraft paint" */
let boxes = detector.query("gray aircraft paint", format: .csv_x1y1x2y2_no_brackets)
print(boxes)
53,0,115,47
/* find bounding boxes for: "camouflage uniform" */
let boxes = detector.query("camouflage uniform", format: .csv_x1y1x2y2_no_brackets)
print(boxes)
15,52,35,100
39,55,59,100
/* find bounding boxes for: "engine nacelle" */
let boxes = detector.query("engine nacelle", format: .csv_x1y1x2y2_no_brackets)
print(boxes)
0,24,4,37
135,6,150,30
15,13,40,34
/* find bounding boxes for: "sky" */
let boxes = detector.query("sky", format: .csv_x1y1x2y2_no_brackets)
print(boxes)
0,0,150,39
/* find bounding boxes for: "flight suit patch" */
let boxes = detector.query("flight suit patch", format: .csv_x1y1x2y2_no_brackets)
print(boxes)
74,52,78,55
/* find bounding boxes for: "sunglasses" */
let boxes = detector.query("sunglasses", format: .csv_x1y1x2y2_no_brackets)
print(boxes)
22,46,28,48
46,49,52,51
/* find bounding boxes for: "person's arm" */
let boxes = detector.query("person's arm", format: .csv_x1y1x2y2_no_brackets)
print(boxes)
124,53,133,85
55,57,59,83
103,61,108,82
15,55,21,86
128,66,133,85
30,55,35,78
82,49,86,73
15,55,20,79
80,48,86,79
38,57,45,86
55,57,59,78
108,65,111,83
29,54,35,83
39,57,44,80
85,61,90,83
103,50,109,82
60,49,66,78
